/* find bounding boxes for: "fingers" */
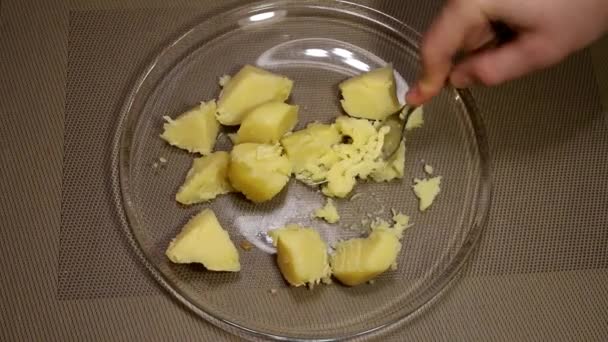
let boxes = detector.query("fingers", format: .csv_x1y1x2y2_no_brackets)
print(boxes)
462,24,496,52
449,35,563,88
406,0,486,105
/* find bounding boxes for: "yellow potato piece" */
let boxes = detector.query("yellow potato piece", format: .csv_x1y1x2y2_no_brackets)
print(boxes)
228,143,292,203
175,151,233,205
322,117,389,198
370,212,411,240
334,115,378,145
339,66,402,120
331,229,401,286
165,209,240,272
269,225,331,287
280,116,390,198
161,100,219,155
280,122,342,185
236,101,299,144
405,105,424,130
413,176,442,211
424,164,434,175
314,198,340,224
217,65,293,125
371,141,405,182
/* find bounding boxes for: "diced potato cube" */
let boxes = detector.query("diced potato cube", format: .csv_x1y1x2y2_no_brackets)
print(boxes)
228,143,292,203
165,209,240,272
313,198,340,224
269,225,331,287
161,100,220,155
413,176,442,211
236,101,299,144
280,122,342,184
175,151,232,205
217,65,293,125
330,229,401,286
339,66,402,120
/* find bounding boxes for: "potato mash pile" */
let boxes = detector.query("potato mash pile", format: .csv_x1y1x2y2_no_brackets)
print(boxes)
160,65,442,287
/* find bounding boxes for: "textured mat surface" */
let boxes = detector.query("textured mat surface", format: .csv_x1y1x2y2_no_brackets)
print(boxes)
1,0,607,340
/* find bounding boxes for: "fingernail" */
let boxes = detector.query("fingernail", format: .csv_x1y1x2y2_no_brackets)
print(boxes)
406,86,420,97
405,86,421,104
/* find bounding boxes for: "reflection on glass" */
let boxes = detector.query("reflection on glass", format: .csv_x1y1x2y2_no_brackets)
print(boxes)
332,48,353,58
305,48,329,57
344,58,370,71
249,12,276,22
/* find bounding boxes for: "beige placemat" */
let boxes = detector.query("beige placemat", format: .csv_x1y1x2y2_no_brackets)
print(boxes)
1,0,607,340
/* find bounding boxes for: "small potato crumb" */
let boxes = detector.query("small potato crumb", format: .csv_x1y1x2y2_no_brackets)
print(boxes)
313,198,340,224
368,280,376,285
269,288,277,295
159,157,168,164
424,164,434,175
240,240,254,251
413,176,442,211
219,74,231,87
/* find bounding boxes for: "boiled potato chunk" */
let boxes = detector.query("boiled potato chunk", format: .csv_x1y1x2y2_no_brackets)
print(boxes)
236,102,299,144
175,151,232,205
161,100,219,155
217,65,293,125
269,225,331,287
280,122,342,185
228,143,292,203
339,66,402,120
331,229,401,286
413,176,442,211
165,209,240,272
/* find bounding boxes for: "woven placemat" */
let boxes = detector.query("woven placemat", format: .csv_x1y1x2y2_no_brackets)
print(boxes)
1,0,607,340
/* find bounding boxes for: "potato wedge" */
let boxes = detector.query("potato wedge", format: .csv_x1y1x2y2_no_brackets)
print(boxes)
339,66,401,120
236,101,298,144
166,209,240,272
161,100,219,155
175,151,232,205
217,65,293,125
269,225,331,287
228,143,292,203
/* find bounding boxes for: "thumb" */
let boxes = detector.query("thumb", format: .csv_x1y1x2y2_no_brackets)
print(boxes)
449,35,562,88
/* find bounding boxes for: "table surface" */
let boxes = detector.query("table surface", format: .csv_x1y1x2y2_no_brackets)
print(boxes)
1,0,607,341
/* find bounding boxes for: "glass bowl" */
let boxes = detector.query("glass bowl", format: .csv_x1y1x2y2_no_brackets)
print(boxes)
111,0,491,340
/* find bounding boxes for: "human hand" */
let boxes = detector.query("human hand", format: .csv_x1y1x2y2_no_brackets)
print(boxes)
406,0,608,105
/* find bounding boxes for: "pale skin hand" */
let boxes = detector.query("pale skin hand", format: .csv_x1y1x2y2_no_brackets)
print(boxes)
406,0,608,105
